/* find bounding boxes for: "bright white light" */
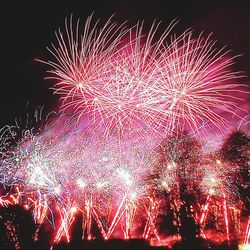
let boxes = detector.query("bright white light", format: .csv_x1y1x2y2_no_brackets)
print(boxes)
117,168,132,186
167,164,172,170
54,186,61,194
76,179,86,189
216,159,221,164
130,192,137,200
238,244,250,250
210,189,215,194
78,83,83,89
96,182,106,189
161,180,168,187
211,177,216,183
70,207,77,213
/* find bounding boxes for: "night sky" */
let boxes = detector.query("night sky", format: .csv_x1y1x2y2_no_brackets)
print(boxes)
0,0,249,128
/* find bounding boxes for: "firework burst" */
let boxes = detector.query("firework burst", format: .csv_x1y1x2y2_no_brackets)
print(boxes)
155,31,247,135
41,15,247,141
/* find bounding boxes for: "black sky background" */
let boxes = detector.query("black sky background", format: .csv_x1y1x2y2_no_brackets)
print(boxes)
0,0,249,128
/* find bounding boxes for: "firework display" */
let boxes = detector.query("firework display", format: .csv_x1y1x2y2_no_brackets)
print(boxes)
41,15,246,141
0,15,249,249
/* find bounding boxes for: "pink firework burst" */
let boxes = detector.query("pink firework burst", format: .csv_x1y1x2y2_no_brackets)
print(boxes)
41,14,247,141
156,31,247,136
41,14,128,121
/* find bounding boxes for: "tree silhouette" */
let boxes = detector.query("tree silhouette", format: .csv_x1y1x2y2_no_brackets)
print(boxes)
220,130,250,213
158,133,202,241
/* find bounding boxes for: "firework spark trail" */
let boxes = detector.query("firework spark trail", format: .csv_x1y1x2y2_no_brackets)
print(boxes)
0,187,20,207
244,217,250,245
172,199,182,239
143,197,161,242
124,202,130,239
86,194,93,240
28,191,48,241
53,204,77,244
0,195,16,207
123,196,137,239
230,206,241,237
223,193,230,242
106,192,128,239
0,197,12,207
33,192,48,225
198,157,244,242
81,200,87,240
199,191,213,240
199,193,212,228
92,207,108,239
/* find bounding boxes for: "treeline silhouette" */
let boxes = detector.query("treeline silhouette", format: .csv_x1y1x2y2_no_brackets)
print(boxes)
0,205,241,250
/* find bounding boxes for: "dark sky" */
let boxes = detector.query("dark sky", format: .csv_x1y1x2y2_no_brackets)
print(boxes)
0,0,249,127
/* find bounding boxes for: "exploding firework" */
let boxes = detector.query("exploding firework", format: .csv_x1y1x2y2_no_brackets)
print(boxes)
0,111,159,243
42,15,247,141
155,31,247,136
0,14,249,249
0,114,249,247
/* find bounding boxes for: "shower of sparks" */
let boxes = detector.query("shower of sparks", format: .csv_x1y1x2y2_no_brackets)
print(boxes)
40,15,247,141
0,14,249,249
